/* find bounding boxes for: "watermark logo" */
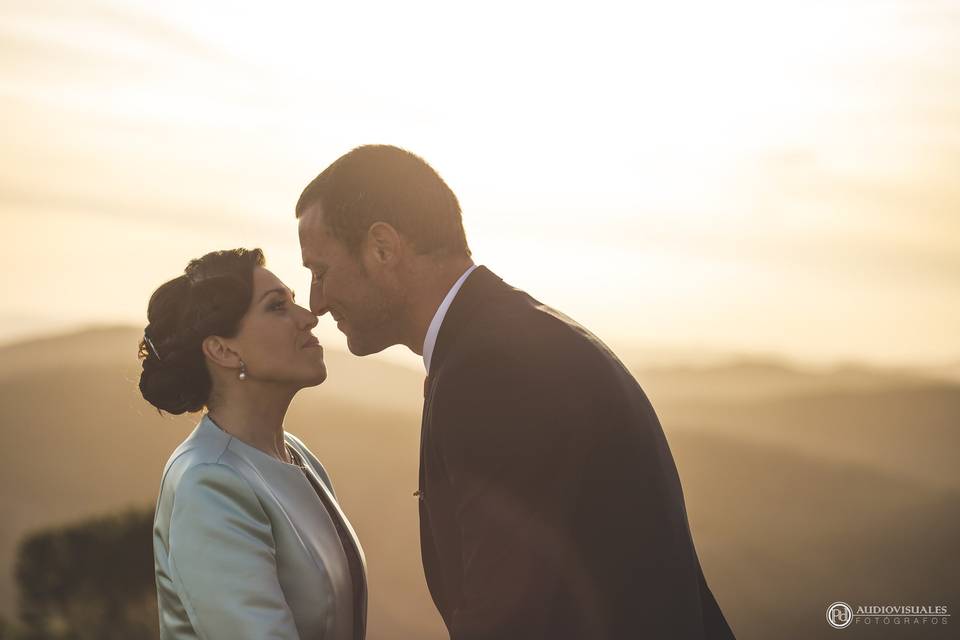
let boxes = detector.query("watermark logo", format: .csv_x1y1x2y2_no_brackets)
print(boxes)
827,602,853,629
825,601,949,629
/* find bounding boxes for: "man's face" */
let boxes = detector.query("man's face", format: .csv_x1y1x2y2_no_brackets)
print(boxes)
298,203,404,356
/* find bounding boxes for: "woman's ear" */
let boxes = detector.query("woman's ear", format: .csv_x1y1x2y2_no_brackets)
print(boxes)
201,335,242,371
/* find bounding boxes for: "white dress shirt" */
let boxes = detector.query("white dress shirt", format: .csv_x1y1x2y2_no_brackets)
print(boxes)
422,264,478,374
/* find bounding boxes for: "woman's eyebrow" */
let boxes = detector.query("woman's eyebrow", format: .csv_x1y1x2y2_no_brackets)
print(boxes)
258,287,294,303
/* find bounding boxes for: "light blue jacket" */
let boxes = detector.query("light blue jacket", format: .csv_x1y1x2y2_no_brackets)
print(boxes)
153,414,367,639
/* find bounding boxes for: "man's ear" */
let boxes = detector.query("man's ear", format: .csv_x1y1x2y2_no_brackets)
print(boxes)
365,221,404,265
201,335,242,371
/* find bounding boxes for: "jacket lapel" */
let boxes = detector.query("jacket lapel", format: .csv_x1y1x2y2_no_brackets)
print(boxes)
427,265,506,378
196,415,367,639
419,266,510,496
296,461,368,640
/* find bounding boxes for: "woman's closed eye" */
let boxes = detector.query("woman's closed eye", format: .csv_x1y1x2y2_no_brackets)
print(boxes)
268,290,295,312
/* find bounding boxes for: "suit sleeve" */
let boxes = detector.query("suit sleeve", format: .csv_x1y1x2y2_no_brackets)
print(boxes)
167,463,301,640
433,351,597,640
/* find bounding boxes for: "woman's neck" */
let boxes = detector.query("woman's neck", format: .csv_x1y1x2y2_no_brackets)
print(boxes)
206,385,295,462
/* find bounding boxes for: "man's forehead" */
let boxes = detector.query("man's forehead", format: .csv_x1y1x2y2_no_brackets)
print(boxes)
298,205,331,256
298,201,327,230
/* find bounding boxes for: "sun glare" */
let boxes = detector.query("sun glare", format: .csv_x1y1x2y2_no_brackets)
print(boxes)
1,0,957,365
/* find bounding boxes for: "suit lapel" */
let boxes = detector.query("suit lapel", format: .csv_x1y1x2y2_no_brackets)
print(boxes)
418,266,511,498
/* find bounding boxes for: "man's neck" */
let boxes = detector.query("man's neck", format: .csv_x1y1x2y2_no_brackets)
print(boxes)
402,257,475,356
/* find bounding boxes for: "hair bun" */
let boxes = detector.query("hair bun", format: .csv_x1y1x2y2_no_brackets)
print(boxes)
137,248,265,415
139,355,210,415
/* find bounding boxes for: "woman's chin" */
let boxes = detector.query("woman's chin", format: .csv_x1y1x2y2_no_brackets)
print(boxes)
306,365,328,387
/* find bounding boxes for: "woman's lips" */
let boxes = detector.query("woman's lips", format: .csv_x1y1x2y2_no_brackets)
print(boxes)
302,336,321,349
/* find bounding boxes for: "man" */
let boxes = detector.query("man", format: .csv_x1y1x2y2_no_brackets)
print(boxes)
296,145,735,640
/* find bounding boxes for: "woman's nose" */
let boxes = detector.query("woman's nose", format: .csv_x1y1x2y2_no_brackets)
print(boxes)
297,305,319,329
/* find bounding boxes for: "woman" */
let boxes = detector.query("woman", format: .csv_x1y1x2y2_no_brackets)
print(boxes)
139,248,366,640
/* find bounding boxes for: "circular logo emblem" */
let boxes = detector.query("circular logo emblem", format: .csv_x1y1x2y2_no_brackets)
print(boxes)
827,601,853,629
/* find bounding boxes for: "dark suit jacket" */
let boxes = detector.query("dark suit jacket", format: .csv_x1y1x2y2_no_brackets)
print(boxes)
418,266,735,640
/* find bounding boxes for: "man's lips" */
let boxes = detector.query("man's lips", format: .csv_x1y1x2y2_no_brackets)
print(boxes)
301,336,321,349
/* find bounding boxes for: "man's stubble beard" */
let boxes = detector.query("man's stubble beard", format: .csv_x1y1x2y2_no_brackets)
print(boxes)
350,280,410,356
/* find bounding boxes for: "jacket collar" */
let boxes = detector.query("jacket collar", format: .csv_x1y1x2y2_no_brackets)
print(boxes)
195,413,305,471
428,265,509,377
422,264,479,374
194,413,368,569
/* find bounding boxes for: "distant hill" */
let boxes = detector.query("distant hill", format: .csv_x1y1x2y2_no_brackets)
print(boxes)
912,359,960,384
672,429,959,640
634,356,944,403
1,326,958,639
648,380,960,491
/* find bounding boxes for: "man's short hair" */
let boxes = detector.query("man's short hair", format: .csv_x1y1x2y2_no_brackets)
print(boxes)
296,145,471,258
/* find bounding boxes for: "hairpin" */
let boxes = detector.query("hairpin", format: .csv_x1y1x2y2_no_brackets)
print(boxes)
145,334,163,361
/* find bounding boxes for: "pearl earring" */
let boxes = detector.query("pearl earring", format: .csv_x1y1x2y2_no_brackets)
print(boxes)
238,360,247,381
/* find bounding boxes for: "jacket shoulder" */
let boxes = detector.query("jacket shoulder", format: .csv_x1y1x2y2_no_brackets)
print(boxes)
451,286,619,377
159,429,233,488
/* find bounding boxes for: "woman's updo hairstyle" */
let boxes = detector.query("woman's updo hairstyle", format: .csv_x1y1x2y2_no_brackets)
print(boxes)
138,248,265,414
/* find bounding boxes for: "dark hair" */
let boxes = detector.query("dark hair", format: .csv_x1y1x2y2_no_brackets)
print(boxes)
296,144,471,258
138,248,265,415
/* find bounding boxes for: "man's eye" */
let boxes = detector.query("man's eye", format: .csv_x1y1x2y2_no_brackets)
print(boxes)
270,300,287,311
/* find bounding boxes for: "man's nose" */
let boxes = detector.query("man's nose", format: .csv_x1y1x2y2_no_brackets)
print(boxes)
310,286,328,317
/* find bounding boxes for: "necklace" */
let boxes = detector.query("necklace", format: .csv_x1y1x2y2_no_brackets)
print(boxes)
285,443,305,468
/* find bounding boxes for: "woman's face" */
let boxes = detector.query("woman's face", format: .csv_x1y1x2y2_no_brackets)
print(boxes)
229,266,326,388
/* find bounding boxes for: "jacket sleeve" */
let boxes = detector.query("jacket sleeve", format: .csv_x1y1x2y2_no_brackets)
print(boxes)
167,463,301,640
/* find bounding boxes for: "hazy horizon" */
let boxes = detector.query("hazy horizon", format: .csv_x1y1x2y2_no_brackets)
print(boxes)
2,0,959,368
4,323,960,383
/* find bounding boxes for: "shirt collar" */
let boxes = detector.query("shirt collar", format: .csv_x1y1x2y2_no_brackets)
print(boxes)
422,264,478,374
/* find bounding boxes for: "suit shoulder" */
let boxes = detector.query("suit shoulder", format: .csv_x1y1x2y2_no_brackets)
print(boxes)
455,288,621,375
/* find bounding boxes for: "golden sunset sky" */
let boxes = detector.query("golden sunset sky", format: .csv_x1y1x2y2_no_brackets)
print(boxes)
1,0,958,368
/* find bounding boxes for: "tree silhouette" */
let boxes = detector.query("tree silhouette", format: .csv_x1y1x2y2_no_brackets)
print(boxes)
14,507,158,640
